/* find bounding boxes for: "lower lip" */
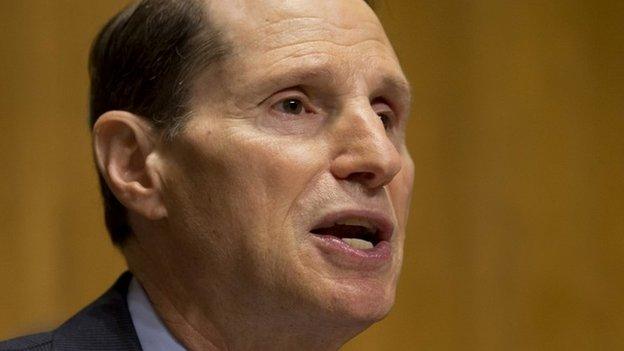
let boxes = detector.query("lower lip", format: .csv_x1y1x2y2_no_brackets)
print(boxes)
309,234,392,269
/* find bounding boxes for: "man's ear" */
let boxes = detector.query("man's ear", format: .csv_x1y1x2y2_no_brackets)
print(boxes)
93,111,167,220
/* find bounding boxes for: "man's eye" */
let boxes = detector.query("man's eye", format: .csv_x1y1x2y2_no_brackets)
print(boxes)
279,98,305,115
378,112,391,130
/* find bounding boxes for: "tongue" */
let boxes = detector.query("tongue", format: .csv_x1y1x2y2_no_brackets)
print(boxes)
342,238,374,250
311,225,375,250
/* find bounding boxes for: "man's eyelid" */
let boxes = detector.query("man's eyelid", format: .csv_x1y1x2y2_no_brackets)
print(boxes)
372,98,396,117
372,101,392,113
259,85,308,105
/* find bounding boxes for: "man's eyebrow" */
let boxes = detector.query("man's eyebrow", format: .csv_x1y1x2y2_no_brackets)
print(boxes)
247,65,338,102
382,76,411,99
263,66,336,90
376,75,412,115
246,63,412,110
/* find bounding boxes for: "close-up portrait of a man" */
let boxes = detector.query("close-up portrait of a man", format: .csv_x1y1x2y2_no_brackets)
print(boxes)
0,0,414,350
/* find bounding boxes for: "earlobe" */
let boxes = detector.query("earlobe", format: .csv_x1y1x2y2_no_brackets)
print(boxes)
93,111,168,221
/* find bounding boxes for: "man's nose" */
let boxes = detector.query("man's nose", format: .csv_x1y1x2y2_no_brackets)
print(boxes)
329,105,402,189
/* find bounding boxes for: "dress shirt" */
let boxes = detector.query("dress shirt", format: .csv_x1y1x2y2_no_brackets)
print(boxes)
127,277,187,351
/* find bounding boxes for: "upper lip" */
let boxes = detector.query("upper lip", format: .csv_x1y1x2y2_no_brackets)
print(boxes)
309,209,395,242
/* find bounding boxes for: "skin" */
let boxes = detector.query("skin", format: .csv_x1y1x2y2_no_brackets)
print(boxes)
93,0,414,350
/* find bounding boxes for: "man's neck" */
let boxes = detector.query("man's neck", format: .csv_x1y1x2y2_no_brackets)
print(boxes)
123,237,364,351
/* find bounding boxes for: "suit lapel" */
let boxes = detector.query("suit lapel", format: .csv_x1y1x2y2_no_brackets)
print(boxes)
52,272,143,351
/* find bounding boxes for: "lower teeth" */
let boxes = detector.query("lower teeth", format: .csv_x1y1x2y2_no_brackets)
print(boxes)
341,238,374,250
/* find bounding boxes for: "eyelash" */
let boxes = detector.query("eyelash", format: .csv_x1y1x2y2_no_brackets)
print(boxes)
377,112,392,130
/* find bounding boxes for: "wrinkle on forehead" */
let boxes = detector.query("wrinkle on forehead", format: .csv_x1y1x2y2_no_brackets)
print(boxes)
206,0,387,49
199,0,409,110
211,1,398,72
208,0,378,24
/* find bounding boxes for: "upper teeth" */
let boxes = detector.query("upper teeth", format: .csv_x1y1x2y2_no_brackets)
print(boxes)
334,219,376,232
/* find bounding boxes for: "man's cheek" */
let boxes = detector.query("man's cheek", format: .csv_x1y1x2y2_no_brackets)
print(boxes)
249,141,326,201
388,169,414,228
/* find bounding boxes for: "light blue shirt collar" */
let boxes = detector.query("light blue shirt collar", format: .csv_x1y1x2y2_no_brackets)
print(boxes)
127,277,187,351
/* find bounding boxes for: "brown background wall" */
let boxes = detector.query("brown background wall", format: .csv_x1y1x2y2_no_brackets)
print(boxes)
1,1,622,350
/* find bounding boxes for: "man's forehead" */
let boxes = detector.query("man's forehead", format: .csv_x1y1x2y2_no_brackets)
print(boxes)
205,0,384,45
193,0,409,107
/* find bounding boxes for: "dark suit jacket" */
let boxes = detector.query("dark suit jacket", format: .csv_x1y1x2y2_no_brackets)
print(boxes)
0,272,143,351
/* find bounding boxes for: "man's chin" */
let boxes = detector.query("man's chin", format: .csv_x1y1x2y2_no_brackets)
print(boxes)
298,256,399,321
322,282,397,326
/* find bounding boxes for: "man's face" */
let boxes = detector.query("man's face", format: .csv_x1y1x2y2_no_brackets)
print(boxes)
157,0,413,327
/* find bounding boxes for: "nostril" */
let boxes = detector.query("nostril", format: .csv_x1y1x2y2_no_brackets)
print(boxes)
346,172,376,183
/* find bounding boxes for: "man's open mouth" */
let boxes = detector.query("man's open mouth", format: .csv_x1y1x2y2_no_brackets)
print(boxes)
309,213,393,251
311,220,379,250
